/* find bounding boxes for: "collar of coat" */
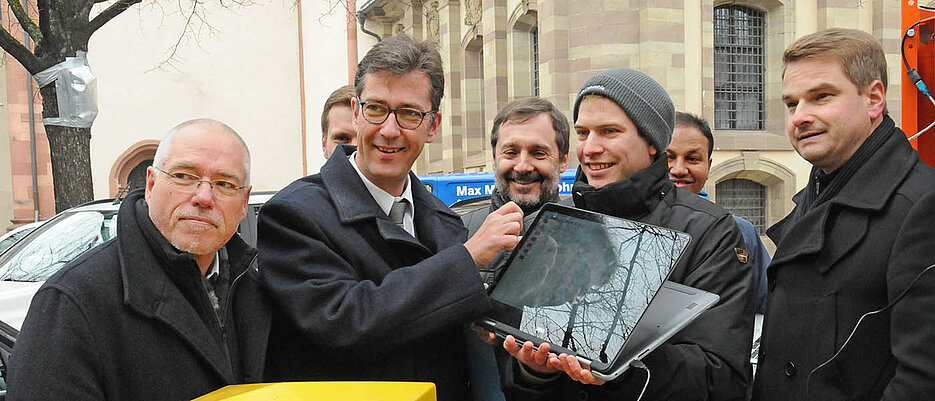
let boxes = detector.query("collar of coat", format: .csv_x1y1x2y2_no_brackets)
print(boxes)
116,188,258,382
767,115,918,269
319,144,462,251
570,157,673,220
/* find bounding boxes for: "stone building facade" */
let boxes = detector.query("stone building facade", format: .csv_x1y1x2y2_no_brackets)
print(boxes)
360,0,903,237
0,0,905,239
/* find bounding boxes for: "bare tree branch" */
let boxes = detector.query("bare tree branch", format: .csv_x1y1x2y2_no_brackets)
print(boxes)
316,0,347,25
146,0,204,71
7,0,42,44
88,0,143,34
36,0,50,47
0,25,41,73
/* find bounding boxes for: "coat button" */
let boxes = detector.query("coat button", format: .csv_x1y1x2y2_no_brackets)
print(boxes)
784,361,796,377
576,390,589,400
768,279,776,292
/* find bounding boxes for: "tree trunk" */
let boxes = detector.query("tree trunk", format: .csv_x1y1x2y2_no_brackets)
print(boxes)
39,82,93,212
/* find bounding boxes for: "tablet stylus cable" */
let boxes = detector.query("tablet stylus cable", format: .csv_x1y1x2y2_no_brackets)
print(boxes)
631,360,650,401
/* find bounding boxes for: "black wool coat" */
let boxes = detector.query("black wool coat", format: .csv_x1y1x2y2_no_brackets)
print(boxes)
753,117,935,400
7,190,271,401
258,145,492,401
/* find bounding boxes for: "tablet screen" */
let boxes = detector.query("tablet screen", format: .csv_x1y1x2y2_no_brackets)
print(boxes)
489,206,690,369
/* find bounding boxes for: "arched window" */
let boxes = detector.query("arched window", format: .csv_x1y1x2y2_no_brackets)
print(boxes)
109,140,159,197
714,4,765,130
127,159,153,191
716,178,767,233
508,8,538,99
463,35,486,167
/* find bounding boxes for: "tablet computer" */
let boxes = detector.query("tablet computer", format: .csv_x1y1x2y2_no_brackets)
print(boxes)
477,203,718,380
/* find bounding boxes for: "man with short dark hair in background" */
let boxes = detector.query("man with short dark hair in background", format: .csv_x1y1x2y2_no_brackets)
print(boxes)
461,97,571,401
8,119,270,400
753,28,935,400
462,97,570,239
667,111,770,314
321,84,358,157
258,35,523,401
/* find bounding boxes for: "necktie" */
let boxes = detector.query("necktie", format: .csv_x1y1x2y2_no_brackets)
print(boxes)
389,199,409,228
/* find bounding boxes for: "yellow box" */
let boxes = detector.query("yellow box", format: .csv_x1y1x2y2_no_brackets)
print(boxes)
193,381,437,401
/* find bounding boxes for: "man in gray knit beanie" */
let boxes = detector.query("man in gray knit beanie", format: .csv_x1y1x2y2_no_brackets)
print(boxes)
573,67,675,160
502,67,754,401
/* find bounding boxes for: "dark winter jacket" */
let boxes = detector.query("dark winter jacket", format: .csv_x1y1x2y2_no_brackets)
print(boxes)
258,145,492,401
504,158,755,401
7,189,271,401
752,116,935,400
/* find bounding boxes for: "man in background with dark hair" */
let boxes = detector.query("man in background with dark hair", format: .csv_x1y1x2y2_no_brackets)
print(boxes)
461,97,570,401
258,35,523,401
462,97,569,239
667,111,770,314
321,84,357,157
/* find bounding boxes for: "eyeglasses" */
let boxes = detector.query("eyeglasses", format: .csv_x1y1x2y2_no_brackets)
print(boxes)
358,101,436,129
153,167,246,197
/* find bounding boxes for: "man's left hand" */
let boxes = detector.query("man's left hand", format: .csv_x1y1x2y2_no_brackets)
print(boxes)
554,353,607,385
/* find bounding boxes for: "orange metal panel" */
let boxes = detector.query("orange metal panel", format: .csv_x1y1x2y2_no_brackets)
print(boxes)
902,1,935,167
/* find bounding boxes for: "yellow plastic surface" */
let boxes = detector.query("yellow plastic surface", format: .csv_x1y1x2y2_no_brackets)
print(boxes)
193,381,437,401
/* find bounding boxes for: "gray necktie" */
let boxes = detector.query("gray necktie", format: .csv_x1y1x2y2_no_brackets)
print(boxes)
389,199,409,228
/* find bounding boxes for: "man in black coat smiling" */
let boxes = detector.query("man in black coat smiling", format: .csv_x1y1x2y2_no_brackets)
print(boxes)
501,67,754,401
257,35,524,401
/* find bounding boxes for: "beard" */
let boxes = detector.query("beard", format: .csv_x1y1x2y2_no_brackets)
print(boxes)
494,166,562,210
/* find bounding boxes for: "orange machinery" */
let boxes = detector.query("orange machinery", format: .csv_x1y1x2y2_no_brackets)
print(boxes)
902,1,935,168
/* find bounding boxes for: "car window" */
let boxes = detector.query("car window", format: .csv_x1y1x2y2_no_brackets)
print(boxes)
450,196,491,215
0,318,15,393
0,230,30,255
0,211,118,282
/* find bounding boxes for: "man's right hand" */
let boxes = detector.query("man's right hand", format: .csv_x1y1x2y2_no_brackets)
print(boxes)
464,201,523,267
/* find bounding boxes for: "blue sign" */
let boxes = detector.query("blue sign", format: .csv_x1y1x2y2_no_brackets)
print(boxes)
420,168,577,206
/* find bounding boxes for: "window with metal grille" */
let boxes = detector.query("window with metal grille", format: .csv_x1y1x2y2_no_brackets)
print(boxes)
714,5,764,130
532,27,540,97
716,178,766,233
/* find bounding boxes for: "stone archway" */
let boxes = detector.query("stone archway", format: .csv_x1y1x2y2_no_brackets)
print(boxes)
707,151,796,229
109,140,159,198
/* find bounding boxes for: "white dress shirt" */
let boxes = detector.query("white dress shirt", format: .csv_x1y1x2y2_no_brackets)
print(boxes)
349,151,416,237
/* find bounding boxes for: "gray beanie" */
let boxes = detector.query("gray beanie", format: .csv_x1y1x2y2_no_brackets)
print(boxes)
573,67,675,158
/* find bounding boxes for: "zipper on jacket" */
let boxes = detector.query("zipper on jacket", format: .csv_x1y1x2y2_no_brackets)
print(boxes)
225,254,257,324
217,253,257,378
223,253,257,344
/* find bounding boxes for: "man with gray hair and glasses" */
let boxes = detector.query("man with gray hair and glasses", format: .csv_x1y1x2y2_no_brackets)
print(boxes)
8,119,271,400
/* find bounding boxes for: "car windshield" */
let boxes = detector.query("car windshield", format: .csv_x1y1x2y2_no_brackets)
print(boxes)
0,210,118,281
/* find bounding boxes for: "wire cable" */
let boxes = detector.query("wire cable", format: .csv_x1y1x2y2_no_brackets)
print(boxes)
902,17,935,72
630,360,650,401
805,262,935,401
910,95,935,141
901,17,935,140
